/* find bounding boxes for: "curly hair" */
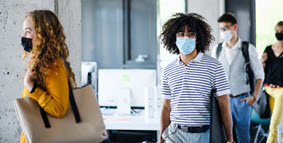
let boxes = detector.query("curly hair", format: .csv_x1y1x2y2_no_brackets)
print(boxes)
23,10,76,90
160,13,214,54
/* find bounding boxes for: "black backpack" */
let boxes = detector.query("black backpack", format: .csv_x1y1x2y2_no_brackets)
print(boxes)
216,41,255,94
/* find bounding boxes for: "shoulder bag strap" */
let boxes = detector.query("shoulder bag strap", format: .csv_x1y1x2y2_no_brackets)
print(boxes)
39,58,81,128
62,58,81,123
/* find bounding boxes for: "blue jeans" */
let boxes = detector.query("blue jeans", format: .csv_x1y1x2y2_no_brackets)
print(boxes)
230,93,251,143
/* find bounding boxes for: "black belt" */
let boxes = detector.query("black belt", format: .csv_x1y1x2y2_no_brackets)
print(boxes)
177,125,209,133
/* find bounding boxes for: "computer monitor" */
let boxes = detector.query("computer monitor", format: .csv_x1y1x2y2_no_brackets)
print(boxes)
81,62,97,94
98,69,157,108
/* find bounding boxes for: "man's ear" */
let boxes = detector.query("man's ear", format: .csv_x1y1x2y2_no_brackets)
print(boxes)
233,23,238,30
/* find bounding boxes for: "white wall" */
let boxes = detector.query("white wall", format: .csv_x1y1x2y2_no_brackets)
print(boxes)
0,0,81,142
188,0,225,53
57,0,82,86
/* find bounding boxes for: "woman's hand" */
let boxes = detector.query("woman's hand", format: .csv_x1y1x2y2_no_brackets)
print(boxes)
260,52,267,63
24,68,34,91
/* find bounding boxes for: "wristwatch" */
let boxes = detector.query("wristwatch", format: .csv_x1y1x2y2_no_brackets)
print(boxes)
252,95,257,101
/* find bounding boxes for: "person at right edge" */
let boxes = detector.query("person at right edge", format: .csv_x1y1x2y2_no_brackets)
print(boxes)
211,13,264,143
261,21,283,143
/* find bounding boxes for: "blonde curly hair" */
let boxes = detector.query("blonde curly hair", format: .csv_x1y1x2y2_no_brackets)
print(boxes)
23,10,76,90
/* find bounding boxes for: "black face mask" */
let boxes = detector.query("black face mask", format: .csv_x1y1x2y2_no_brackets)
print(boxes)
21,37,33,52
275,33,283,41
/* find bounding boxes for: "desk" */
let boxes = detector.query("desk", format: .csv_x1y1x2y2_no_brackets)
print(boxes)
101,109,161,142
278,121,283,143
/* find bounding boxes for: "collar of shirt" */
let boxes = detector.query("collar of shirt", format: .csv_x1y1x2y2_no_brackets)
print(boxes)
222,38,242,65
176,52,204,65
222,37,242,50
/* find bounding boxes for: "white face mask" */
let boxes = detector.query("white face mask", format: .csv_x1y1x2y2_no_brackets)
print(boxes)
220,30,233,41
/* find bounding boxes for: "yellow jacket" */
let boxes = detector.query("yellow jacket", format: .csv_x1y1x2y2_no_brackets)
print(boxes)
20,58,70,143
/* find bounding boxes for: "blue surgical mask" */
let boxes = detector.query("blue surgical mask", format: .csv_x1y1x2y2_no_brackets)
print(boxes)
176,37,196,54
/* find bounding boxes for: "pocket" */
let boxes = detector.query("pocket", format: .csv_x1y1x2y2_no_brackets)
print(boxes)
243,99,252,113
162,123,178,142
239,97,248,108
161,126,170,139
245,100,251,107
246,99,253,108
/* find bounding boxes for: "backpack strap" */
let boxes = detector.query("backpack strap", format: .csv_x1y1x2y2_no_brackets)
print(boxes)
216,43,223,59
241,41,255,93
241,41,250,63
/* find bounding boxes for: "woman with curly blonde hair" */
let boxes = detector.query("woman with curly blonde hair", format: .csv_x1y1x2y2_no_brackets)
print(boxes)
20,10,76,143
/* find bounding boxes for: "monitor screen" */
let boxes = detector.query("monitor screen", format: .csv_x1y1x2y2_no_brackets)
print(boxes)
98,69,157,107
81,62,97,86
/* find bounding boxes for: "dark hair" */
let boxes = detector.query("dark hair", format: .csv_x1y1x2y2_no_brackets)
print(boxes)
218,12,237,25
160,13,214,54
276,21,283,27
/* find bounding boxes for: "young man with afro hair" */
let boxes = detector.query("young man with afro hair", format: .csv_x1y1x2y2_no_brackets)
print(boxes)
159,13,233,143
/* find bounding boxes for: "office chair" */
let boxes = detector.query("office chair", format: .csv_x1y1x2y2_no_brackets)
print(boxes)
250,107,271,143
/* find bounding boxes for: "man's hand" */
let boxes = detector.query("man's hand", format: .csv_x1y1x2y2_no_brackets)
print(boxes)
159,137,165,143
218,94,233,142
241,78,263,106
160,99,171,143
240,96,256,106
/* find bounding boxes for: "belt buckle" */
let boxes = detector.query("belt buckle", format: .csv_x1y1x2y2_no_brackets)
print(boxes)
181,126,189,132
179,126,186,132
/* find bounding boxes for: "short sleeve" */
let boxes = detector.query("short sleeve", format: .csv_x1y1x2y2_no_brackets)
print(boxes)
213,63,231,96
162,74,171,99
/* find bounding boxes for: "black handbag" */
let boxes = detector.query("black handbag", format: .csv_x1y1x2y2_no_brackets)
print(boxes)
252,88,271,119
210,89,227,143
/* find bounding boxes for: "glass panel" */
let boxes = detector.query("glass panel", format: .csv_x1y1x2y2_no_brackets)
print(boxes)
127,0,157,68
256,0,283,56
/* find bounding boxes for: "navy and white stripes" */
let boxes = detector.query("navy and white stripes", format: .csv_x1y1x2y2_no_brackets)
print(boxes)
162,52,230,126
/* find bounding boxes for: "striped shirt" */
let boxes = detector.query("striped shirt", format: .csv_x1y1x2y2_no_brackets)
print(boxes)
162,52,230,126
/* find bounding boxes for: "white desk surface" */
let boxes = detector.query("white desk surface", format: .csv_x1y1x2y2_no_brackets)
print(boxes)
101,108,160,131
